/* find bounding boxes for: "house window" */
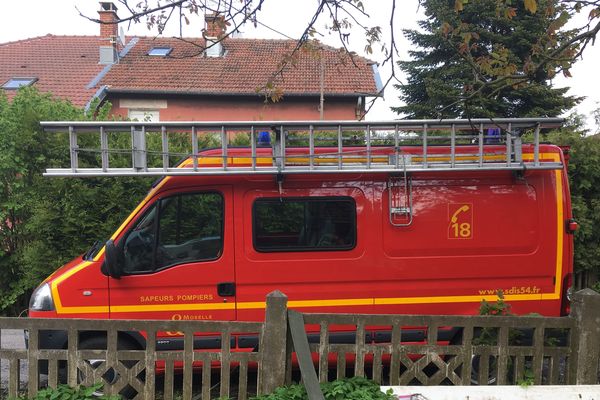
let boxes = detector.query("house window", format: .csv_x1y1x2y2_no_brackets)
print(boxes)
148,47,172,56
253,197,356,252
129,110,160,122
2,77,37,90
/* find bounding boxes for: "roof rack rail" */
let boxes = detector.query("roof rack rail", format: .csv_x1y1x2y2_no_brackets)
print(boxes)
41,118,564,177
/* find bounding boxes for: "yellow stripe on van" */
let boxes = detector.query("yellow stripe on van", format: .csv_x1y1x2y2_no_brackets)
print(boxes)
196,154,510,166
51,291,559,316
522,153,564,298
289,298,374,308
50,261,93,310
110,302,235,313
375,293,542,306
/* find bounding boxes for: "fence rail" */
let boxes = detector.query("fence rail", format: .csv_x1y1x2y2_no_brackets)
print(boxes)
1,290,599,400
301,312,575,386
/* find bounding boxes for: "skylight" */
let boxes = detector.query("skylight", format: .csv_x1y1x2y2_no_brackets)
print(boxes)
2,77,37,90
148,47,172,56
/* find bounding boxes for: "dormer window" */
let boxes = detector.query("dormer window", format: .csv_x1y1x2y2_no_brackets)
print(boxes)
148,47,172,56
2,77,37,90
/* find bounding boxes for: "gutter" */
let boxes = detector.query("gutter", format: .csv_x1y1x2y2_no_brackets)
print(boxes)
103,88,381,98
371,64,384,97
84,85,109,113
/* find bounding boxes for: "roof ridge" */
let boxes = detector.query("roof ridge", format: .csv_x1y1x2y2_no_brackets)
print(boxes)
0,34,103,47
132,36,374,63
135,36,297,42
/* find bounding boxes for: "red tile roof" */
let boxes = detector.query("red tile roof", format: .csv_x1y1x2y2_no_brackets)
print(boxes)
0,35,104,107
0,35,379,108
101,37,379,97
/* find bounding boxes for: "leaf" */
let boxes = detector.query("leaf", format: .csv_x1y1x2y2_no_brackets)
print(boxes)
441,22,453,37
505,7,517,19
524,0,537,14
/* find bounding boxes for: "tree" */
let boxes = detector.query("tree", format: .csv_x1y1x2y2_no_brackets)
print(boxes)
80,0,600,114
543,112,600,285
593,105,600,134
0,88,152,315
394,0,579,118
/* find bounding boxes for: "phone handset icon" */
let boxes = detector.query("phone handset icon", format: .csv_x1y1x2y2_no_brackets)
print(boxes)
451,205,470,223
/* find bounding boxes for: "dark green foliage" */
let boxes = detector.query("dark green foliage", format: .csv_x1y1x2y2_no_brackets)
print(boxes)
474,290,509,346
320,377,394,400
479,290,512,317
0,88,152,315
543,118,600,277
394,0,577,119
250,377,394,400
16,383,120,400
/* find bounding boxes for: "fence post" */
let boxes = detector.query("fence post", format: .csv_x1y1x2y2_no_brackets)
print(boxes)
258,290,288,395
570,288,600,384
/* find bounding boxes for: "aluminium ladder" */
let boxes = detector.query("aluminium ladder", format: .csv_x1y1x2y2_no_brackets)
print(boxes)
41,118,565,177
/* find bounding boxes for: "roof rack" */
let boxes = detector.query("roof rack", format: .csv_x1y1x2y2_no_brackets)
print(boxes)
41,118,564,177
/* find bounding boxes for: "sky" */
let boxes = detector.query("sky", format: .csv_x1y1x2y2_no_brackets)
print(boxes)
1,0,599,130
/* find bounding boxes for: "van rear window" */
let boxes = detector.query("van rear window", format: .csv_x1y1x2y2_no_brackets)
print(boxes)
253,197,356,252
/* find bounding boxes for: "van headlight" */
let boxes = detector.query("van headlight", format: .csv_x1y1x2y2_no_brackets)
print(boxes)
29,283,55,311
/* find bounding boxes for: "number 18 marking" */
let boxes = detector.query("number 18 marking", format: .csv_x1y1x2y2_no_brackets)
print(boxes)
448,204,473,239
451,222,471,238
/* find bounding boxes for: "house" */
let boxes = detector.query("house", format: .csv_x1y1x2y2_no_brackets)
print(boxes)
0,2,381,122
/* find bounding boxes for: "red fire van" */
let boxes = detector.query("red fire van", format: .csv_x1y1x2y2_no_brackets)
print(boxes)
29,118,574,352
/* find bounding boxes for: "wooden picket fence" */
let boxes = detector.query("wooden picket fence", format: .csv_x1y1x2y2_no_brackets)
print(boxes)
1,289,599,400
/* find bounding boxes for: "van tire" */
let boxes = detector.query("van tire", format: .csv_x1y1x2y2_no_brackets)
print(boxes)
470,354,499,385
77,336,142,398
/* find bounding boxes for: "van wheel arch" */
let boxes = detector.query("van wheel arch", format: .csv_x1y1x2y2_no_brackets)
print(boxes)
77,330,146,350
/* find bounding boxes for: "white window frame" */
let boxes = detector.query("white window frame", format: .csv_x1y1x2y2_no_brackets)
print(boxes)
128,109,160,122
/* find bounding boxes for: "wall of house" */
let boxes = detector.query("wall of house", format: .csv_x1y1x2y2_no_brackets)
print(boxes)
107,95,363,122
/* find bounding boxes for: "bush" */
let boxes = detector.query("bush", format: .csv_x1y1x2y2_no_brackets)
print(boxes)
17,383,120,400
251,377,394,400
0,88,152,315
544,120,600,282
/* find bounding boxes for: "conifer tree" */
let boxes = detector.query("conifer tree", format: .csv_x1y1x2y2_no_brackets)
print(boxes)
394,0,578,119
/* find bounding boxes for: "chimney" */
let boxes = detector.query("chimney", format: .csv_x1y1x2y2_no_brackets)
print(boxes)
98,2,119,64
204,13,226,57
204,13,227,39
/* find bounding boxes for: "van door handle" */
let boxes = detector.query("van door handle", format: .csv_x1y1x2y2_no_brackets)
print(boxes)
217,282,235,297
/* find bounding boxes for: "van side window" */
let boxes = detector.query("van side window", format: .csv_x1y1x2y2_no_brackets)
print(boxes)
253,197,356,252
122,192,223,274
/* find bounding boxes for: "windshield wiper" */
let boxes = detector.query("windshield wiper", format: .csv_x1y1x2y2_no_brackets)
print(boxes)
83,240,102,261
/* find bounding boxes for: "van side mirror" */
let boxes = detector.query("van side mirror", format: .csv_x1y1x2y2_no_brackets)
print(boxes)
101,240,122,279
